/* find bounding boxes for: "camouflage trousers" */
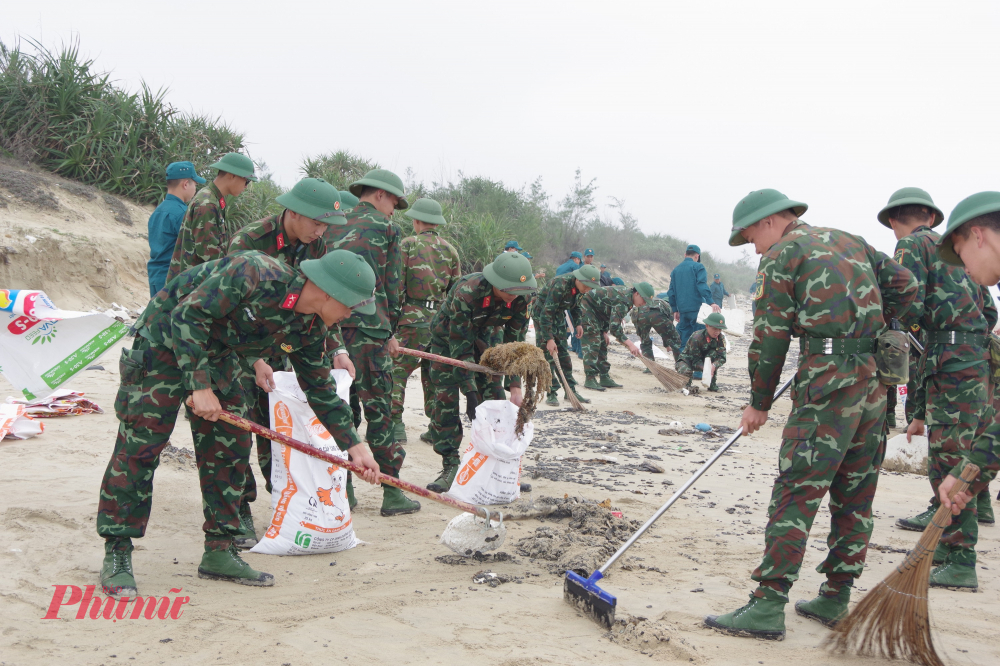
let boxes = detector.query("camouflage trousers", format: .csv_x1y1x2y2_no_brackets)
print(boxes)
239,368,273,501
924,364,992,566
579,300,612,377
97,337,251,550
425,354,472,464
391,326,431,423
751,375,886,603
531,306,579,395
638,321,682,360
342,327,406,478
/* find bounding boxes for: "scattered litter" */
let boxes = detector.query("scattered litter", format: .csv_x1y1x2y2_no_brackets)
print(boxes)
636,461,665,473
434,552,514,566
6,390,103,417
472,570,518,587
694,423,712,432
0,404,43,440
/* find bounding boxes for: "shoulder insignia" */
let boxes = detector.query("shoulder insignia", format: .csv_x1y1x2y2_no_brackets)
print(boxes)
219,197,226,210
752,271,765,301
893,248,907,263
281,293,299,310
281,343,293,353
482,296,491,308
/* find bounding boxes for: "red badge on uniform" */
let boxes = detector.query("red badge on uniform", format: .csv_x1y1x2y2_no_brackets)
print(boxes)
482,296,491,307
219,198,226,210
506,301,512,309
571,288,577,295
281,293,299,309
277,234,285,250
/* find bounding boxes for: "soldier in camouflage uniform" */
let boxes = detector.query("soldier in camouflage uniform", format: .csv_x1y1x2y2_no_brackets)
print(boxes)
578,283,653,391
390,198,461,443
166,153,257,282
324,168,418,516
632,297,682,365
532,263,601,406
227,178,352,546
879,188,997,591
705,189,918,640
676,311,727,391
423,253,537,492
96,250,381,599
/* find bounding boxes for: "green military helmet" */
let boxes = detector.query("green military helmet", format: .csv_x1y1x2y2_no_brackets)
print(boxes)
938,191,1000,266
877,187,944,228
208,152,258,181
404,197,447,225
338,190,360,210
275,178,346,225
572,264,601,286
729,189,808,246
704,312,727,329
633,281,655,301
300,249,378,315
348,168,409,210
483,252,538,294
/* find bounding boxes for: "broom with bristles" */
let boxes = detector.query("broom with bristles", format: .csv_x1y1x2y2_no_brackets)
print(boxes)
825,463,980,666
619,341,688,391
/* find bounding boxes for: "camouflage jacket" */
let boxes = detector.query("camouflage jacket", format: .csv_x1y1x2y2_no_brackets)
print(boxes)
632,299,673,342
166,183,229,283
136,252,359,451
892,226,996,419
427,273,529,393
535,273,585,342
678,328,727,371
397,230,461,329
748,221,919,411
323,202,402,338
228,211,344,352
581,286,635,343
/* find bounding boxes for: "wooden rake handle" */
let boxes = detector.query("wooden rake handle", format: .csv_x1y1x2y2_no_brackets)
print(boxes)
186,399,493,521
398,347,502,376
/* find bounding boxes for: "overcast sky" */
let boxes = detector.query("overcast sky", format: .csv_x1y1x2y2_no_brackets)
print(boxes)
5,1,1000,262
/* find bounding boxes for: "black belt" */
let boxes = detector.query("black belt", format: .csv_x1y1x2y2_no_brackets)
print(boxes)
925,331,988,346
799,337,877,355
406,297,441,310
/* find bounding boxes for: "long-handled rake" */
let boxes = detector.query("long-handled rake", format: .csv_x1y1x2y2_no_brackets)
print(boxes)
825,463,980,666
564,375,794,628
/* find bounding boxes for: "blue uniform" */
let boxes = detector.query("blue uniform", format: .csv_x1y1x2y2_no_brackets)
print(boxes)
667,257,714,348
710,280,729,307
556,259,580,276
146,194,188,296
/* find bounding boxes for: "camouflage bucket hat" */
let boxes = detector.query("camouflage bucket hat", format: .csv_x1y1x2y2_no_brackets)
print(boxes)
876,330,910,385
483,252,538,294
338,190,360,210
572,264,601,286
633,281,655,301
348,168,409,209
729,189,807,246
938,191,1000,266
208,152,258,181
275,178,346,224
300,250,377,315
703,312,727,329
404,198,447,225
877,187,944,229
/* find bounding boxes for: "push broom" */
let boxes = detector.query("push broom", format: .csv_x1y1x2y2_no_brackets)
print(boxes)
564,375,794,628
826,463,980,666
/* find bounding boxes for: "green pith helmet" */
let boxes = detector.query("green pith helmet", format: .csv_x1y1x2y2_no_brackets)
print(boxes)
572,264,601,286
877,187,944,228
338,190,360,210
404,198,447,225
275,178,346,224
704,312,727,329
300,250,377,315
208,152,258,181
729,189,808,246
347,168,409,210
483,252,538,294
938,191,1000,266
633,281,655,301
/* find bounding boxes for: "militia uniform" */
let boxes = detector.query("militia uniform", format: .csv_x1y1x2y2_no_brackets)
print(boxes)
165,153,258,283
97,251,376,598
579,283,655,391
227,179,348,538
423,253,537,492
632,298,682,361
532,264,601,405
324,169,416,515
676,312,727,391
879,188,997,591
706,189,918,640
390,198,461,441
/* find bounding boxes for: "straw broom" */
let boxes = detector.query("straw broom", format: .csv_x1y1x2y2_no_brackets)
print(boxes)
619,341,687,391
825,463,980,666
